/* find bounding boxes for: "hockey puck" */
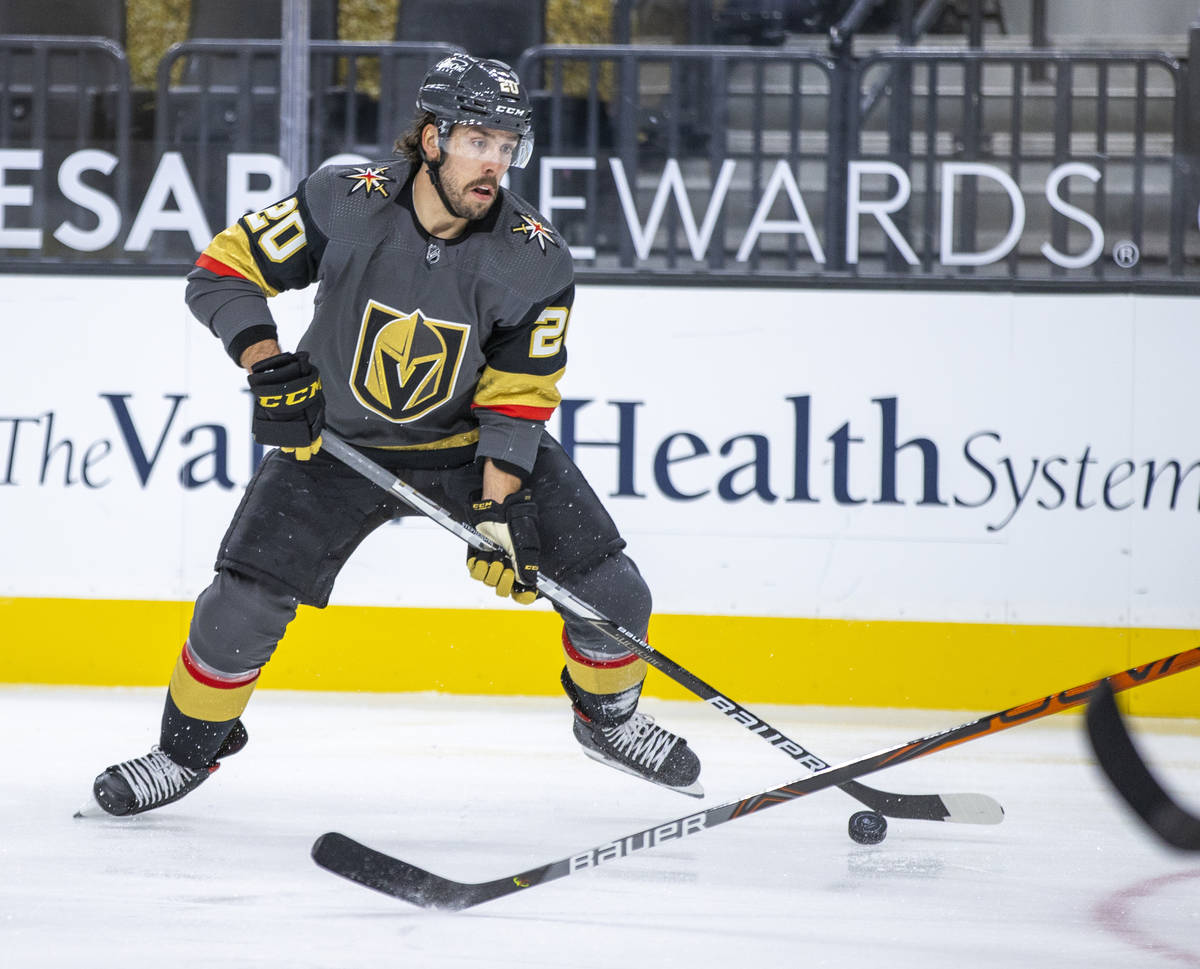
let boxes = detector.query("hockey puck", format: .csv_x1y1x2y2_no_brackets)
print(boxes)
848,810,888,845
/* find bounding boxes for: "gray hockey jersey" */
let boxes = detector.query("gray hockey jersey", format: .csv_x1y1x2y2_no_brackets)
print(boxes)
185,158,574,473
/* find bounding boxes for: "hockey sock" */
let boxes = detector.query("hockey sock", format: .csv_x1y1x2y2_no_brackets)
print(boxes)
160,640,260,769
560,630,647,727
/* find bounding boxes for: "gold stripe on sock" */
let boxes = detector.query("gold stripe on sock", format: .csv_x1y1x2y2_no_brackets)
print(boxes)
168,654,258,721
563,640,647,695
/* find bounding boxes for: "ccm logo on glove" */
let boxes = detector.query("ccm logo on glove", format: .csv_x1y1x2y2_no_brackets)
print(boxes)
467,489,540,605
247,351,326,461
255,381,321,408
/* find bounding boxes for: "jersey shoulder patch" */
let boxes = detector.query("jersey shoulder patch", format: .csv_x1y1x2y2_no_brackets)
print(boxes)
305,158,412,240
492,190,574,295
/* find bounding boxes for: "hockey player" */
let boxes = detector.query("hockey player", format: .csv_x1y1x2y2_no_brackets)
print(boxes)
80,54,701,818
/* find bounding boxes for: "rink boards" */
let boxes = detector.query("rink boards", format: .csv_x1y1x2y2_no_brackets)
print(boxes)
1,277,1196,715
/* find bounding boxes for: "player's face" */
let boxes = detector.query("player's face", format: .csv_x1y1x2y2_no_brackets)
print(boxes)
436,125,519,220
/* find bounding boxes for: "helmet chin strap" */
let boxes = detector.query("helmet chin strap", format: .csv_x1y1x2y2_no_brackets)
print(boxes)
421,146,471,223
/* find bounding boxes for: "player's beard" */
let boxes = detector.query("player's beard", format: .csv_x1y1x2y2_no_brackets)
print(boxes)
438,164,500,221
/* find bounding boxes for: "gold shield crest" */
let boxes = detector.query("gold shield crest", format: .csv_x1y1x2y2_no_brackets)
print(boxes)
350,299,470,422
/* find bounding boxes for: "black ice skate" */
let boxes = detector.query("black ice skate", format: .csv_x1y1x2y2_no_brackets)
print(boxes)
572,709,703,798
76,720,248,818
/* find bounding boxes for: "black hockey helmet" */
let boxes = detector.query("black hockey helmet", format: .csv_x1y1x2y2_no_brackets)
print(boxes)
416,53,534,168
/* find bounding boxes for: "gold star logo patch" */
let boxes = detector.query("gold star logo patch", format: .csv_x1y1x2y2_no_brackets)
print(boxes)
511,214,558,252
341,166,392,198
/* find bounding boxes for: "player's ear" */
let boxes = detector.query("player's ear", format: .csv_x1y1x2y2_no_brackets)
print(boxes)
421,123,441,164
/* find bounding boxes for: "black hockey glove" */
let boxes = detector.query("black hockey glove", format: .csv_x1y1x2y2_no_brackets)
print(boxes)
247,351,325,461
466,489,540,605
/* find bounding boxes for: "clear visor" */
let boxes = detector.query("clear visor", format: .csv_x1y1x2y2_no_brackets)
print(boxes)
440,124,534,169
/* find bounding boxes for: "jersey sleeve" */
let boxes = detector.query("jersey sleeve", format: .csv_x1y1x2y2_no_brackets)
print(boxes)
185,180,328,364
472,282,574,473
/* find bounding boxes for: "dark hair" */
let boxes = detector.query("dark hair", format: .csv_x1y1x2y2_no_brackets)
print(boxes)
396,110,437,165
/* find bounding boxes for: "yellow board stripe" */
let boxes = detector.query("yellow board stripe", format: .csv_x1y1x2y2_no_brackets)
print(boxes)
0,597,1196,717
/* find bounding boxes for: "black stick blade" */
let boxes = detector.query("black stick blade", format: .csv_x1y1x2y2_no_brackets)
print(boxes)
312,833,550,911
1085,679,1200,852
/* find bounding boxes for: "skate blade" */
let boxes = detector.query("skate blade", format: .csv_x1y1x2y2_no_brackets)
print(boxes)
580,745,705,799
74,794,109,819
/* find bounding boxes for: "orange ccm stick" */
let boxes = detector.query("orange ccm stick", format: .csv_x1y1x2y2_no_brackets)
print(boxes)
313,647,1200,911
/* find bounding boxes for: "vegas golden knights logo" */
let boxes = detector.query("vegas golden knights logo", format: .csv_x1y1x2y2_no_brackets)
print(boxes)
350,299,470,422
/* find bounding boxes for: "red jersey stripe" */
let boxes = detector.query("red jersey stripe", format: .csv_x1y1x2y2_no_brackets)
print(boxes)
195,252,248,280
471,402,556,421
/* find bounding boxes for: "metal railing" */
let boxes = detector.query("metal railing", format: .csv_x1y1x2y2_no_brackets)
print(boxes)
0,36,132,264
0,34,1195,290
510,44,841,274
846,48,1187,280
509,43,1189,285
154,39,461,176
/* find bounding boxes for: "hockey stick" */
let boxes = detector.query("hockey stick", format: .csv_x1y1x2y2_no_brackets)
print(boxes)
321,430,999,824
1085,678,1200,851
312,647,1200,911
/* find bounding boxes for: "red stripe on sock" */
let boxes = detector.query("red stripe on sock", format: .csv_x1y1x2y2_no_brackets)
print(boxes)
562,628,640,669
180,642,260,689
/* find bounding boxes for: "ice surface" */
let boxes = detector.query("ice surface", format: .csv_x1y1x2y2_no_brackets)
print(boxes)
2,686,1197,968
